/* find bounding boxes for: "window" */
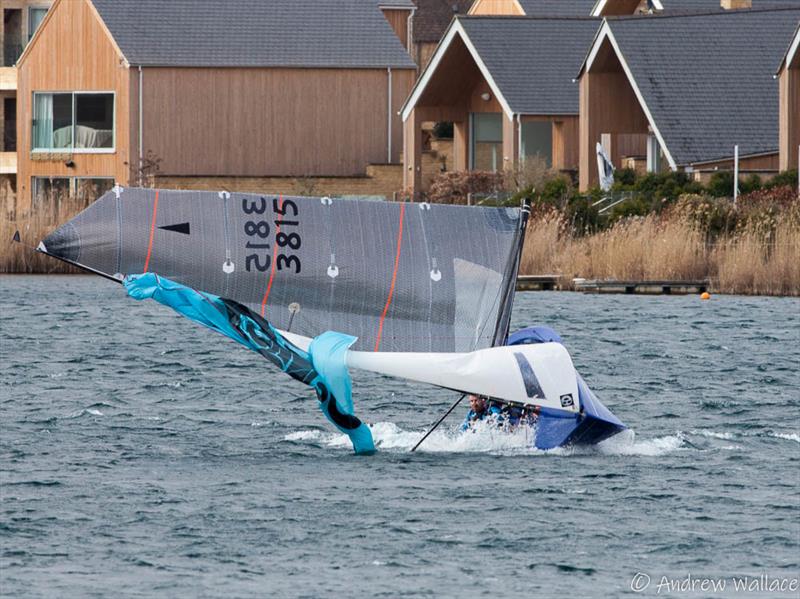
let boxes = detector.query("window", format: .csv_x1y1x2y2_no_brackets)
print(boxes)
32,176,70,206
521,121,552,167
32,92,114,152
75,178,114,202
33,176,114,206
647,134,661,173
471,113,503,172
28,7,48,40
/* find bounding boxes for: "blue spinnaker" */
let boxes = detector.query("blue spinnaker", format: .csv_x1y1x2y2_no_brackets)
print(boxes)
124,273,375,455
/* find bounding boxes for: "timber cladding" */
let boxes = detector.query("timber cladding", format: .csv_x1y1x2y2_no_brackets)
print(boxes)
15,0,416,209
779,63,799,172
16,0,131,208
136,67,415,178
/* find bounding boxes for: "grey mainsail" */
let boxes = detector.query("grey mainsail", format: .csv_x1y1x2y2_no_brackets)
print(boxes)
42,187,523,352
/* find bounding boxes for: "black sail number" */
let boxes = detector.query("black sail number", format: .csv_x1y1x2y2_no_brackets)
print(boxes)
277,255,301,274
246,254,272,272
241,195,301,274
274,198,298,217
274,198,301,274
242,196,271,272
243,197,267,215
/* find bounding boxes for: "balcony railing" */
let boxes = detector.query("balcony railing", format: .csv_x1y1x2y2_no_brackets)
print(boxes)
3,43,24,67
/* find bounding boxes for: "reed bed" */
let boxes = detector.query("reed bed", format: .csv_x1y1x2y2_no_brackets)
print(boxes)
520,194,800,296
2,189,798,296
1,193,88,274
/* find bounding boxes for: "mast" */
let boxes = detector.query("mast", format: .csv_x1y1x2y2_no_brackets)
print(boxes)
490,199,531,347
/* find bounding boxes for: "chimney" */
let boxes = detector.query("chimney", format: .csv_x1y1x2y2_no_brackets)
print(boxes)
720,0,752,9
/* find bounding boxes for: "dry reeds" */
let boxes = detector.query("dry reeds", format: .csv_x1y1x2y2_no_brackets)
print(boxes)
2,186,798,296
1,191,89,274
520,196,800,296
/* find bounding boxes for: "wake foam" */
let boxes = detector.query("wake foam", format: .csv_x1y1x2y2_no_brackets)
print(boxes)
283,421,689,457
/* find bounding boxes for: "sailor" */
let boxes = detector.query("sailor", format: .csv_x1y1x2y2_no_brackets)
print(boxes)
460,394,502,431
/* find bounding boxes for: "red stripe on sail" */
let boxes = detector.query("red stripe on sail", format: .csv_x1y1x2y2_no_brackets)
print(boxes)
260,194,282,316
374,202,406,352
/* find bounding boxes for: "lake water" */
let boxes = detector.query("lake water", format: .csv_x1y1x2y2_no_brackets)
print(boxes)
1,276,798,598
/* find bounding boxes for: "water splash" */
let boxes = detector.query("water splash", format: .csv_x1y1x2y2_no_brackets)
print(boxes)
284,421,689,457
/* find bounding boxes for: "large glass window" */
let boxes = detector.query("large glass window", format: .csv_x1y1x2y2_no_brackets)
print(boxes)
32,92,114,151
75,177,114,202
521,121,552,167
32,176,114,206
471,113,503,172
28,7,48,40
32,176,70,206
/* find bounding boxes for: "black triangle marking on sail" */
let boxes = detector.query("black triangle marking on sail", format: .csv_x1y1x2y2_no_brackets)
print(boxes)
158,222,191,235
12,230,21,243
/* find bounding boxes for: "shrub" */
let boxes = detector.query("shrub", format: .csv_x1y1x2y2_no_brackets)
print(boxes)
765,169,799,190
427,171,505,205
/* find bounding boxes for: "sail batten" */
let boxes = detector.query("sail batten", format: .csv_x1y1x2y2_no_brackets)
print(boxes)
43,188,522,353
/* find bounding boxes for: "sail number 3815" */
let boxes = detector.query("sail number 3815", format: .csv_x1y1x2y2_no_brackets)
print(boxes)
242,197,302,274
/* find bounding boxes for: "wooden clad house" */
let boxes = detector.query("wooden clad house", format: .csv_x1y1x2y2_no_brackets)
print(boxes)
778,24,800,173
15,0,416,209
411,0,473,70
401,16,599,193
591,0,798,16
577,7,800,190
1,0,53,199
469,0,595,16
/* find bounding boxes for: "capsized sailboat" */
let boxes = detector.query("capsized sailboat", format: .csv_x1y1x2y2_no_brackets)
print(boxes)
36,186,626,453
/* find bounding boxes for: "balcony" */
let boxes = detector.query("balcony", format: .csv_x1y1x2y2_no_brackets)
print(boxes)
0,67,16,91
0,152,16,175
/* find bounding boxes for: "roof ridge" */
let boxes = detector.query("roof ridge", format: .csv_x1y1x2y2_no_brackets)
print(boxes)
607,5,800,22
458,15,600,21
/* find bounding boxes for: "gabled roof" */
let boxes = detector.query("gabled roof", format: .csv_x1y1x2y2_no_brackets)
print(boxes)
413,0,473,43
581,8,800,166
403,16,600,119
517,0,597,16
777,22,800,73
89,0,416,69
379,0,415,8
591,0,799,17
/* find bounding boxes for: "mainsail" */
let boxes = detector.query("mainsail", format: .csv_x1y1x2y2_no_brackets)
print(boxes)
42,188,523,353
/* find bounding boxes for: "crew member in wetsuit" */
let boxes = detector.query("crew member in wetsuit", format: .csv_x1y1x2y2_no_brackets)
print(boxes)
460,394,502,431
461,396,542,432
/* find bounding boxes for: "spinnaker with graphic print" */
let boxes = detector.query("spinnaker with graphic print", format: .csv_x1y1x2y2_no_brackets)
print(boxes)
30,186,626,453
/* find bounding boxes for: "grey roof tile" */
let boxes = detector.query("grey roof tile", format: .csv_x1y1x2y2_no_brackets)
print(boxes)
459,16,600,114
90,0,416,68
518,0,597,16
412,0,473,43
607,8,800,165
659,0,799,11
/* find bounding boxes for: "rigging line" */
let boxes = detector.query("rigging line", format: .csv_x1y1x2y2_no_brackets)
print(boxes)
143,189,160,272
374,202,406,352
12,232,123,285
410,393,466,453
260,194,282,317
491,200,531,347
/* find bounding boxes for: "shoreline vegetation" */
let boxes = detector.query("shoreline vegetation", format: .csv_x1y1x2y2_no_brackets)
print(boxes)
2,166,799,297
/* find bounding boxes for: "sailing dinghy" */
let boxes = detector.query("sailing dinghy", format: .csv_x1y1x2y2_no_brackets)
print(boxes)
34,187,626,453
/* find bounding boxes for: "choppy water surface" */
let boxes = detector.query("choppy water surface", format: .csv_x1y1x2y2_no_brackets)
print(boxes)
1,275,798,598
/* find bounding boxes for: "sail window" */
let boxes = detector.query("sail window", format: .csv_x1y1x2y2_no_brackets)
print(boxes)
32,92,115,151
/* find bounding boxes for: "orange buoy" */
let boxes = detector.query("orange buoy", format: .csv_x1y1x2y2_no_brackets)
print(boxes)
700,292,711,300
